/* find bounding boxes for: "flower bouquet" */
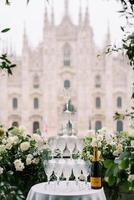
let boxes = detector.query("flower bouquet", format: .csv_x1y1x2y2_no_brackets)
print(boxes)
0,126,50,199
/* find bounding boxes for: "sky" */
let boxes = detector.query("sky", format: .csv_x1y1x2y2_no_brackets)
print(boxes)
0,0,125,54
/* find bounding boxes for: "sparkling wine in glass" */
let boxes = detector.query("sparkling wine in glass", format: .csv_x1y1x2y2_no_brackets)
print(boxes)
67,138,75,159
44,161,54,184
63,163,72,186
49,138,57,159
77,138,84,158
54,161,63,185
73,164,81,185
57,137,66,158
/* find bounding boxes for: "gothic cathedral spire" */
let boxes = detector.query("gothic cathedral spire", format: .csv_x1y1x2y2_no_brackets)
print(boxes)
105,23,111,47
51,0,55,26
65,0,69,16
84,0,89,26
79,0,82,26
22,24,29,53
44,5,49,27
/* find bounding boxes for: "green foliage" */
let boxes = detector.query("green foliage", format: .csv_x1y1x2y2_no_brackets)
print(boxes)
1,28,10,33
0,54,16,75
83,130,134,199
0,126,50,199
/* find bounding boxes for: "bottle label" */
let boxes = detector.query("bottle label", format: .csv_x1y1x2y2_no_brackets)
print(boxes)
90,177,102,188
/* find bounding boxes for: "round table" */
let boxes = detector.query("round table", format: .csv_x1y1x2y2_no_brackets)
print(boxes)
26,181,106,200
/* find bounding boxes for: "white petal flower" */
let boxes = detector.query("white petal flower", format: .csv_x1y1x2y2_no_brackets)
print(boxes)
97,134,103,142
20,142,30,152
26,157,32,165
32,134,43,148
113,150,119,157
128,174,134,182
5,143,12,150
0,167,4,174
14,159,25,171
7,137,14,145
26,154,33,165
131,140,134,147
32,158,39,165
2,138,7,144
32,134,42,142
0,145,6,153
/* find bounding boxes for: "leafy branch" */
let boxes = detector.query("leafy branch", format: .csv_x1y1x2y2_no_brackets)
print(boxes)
0,54,16,75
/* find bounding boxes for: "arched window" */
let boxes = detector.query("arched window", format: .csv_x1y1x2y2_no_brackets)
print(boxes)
12,98,18,109
33,75,39,88
12,121,19,127
116,120,123,132
95,75,101,88
96,97,101,108
117,97,122,108
33,121,40,133
63,43,71,66
34,98,39,109
64,80,70,89
95,121,102,132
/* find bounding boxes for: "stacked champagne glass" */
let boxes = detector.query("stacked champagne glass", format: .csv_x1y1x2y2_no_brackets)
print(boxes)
43,100,90,189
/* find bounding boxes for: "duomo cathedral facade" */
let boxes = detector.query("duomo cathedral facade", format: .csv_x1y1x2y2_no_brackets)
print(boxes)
0,0,133,136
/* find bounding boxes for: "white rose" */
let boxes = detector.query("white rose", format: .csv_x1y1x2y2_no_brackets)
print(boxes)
14,159,25,171
128,174,134,182
113,150,120,157
26,157,32,165
32,134,42,142
26,154,33,165
32,158,39,165
12,136,19,144
0,145,6,153
2,138,7,144
32,134,43,148
97,134,103,142
0,167,4,174
20,142,30,152
116,144,123,153
5,143,12,150
6,136,19,145
131,140,134,147
7,137,14,145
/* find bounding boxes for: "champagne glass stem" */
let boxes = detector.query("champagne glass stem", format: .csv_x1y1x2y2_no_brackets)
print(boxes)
76,177,78,185
70,151,72,159
57,177,60,185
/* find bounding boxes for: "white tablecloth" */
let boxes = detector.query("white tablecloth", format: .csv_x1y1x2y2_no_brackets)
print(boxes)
26,181,106,200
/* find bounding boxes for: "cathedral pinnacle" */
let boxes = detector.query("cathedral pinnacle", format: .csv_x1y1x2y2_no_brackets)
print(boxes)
84,0,89,26
22,24,29,52
65,0,69,16
105,23,111,46
44,6,49,26
79,0,82,25
51,0,55,25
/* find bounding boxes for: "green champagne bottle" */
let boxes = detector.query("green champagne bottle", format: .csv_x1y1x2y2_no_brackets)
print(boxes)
90,146,102,189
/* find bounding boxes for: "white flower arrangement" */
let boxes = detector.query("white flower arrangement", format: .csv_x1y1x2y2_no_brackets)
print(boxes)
0,126,50,173
20,141,30,152
14,159,25,171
